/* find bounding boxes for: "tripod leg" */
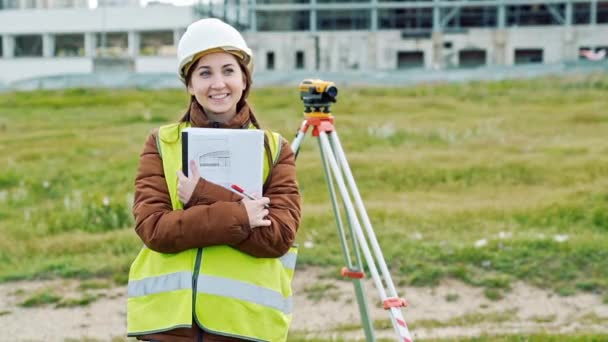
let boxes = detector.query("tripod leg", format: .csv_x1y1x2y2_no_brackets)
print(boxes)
328,131,400,296
317,138,376,342
321,131,413,342
290,120,309,159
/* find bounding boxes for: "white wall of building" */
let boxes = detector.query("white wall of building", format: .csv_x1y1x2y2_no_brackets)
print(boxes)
246,25,608,72
135,56,175,73
1,3,607,84
0,6,193,34
0,57,92,83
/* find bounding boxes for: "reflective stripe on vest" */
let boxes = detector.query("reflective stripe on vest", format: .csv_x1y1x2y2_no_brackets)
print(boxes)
127,122,297,342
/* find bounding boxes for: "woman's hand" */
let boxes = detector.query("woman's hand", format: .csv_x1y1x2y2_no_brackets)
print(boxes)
177,160,201,205
242,197,271,228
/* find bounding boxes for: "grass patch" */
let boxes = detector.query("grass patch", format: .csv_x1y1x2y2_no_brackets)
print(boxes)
411,309,518,329
579,312,608,325
19,290,62,307
288,333,608,341
0,75,607,301
303,283,340,302
484,288,504,301
530,314,557,323
445,293,460,302
78,279,112,290
55,293,101,308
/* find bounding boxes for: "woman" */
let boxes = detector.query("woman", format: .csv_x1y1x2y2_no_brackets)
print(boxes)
127,18,301,342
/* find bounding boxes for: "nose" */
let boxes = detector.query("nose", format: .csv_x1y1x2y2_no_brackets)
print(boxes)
210,74,227,89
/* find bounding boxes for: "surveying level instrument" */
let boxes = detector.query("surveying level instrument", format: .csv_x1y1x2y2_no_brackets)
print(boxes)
298,79,338,113
291,79,413,342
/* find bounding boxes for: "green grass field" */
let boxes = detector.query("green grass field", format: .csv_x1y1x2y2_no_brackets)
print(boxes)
0,74,607,306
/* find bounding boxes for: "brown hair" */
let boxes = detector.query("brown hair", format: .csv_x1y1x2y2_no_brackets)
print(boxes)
179,53,258,128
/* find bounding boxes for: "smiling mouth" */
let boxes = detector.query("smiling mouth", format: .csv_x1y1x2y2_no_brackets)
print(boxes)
209,94,229,100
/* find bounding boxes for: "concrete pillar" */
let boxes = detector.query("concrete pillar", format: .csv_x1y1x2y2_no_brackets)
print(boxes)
493,30,507,65
84,32,96,57
310,0,317,32
432,31,443,69
432,0,441,32
497,1,506,28
173,29,182,47
370,0,377,31
366,32,377,70
2,35,14,58
249,0,257,32
562,28,577,61
431,0,442,69
42,33,54,57
128,31,139,58
590,0,597,25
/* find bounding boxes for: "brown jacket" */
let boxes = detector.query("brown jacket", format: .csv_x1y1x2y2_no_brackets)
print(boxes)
132,102,301,342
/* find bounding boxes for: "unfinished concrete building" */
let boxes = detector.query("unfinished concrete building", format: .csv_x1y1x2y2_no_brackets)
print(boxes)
0,0,606,83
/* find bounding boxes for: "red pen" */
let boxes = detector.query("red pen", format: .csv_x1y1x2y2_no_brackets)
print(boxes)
231,184,269,208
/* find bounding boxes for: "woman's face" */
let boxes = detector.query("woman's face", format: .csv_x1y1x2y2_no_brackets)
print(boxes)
187,52,247,122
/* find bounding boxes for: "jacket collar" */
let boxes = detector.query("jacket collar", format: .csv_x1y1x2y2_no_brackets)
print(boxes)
189,100,252,129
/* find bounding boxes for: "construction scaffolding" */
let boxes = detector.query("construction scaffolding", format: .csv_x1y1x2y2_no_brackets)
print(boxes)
192,0,608,32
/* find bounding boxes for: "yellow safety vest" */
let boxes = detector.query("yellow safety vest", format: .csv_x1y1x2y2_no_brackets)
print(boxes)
127,122,298,342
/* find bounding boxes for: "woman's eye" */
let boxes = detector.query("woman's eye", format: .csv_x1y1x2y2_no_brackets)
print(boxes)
200,71,211,77
223,69,234,75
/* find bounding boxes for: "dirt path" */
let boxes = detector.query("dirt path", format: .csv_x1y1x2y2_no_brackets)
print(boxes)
1,267,607,341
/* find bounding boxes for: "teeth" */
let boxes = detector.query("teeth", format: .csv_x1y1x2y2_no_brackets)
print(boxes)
210,94,228,99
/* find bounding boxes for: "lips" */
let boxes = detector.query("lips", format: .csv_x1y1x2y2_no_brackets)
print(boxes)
209,93,229,100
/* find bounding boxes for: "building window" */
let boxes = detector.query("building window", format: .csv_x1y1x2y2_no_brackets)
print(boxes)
257,0,309,3
14,35,43,57
514,48,543,64
140,31,175,56
459,49,486,68
295,51,305,69
95,32,128,57
318,10,370,30
443,6,497,28
507,5,564,26
579,46,592,60
257,11,310,31
266,51,275,70
599,1,608,23
379,8,433,30
55,34,85,57
579,46,608,60
22,0,36,8
1,0,19,9
574,3,591,24
397,51,424,69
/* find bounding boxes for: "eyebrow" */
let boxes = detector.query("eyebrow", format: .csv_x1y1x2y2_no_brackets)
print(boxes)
197,63,236,70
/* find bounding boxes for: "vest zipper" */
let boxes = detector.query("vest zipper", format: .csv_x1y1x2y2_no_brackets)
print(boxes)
192,248,203,321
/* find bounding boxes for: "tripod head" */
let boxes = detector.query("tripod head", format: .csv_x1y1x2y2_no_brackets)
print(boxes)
299,79,338,114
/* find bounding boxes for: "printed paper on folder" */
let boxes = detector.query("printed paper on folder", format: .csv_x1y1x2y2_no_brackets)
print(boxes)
182,128,264,196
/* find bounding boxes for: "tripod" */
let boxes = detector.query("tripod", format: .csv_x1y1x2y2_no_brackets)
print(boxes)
291,98,413,342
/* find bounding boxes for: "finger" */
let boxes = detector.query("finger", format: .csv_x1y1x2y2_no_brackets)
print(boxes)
189,160,200,179
176,170,186,182
261,209,269,217
260,197,270,205
260,219,271,226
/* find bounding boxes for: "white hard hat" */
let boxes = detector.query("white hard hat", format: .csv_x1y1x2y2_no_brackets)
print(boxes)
177,18,253,84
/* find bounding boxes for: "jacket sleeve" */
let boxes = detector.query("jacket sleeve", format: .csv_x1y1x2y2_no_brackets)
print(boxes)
133,132,251,254
232,139,302,258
